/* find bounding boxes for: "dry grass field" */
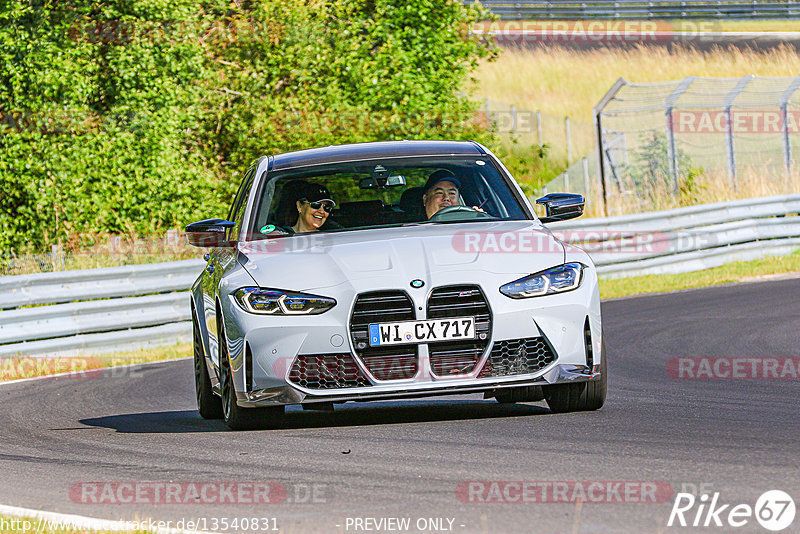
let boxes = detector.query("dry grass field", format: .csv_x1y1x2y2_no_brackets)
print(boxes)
472,44,800,123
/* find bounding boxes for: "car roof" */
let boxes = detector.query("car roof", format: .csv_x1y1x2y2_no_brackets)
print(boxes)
269,140,485,171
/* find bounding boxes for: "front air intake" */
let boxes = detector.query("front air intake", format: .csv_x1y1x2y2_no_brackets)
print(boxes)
349,291,418,380
288,354,371,389
427,285,492,376
478,337,556,377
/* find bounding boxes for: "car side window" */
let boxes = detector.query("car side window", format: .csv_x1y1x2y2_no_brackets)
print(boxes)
228,166,257,241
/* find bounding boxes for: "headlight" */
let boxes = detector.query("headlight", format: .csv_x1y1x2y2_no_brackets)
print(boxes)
233,287,336,315
500,263,584,299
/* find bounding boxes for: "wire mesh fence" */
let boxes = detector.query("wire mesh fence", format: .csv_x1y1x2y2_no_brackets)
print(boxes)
589,75,800,215
483,98,594,167
475,0,800,20
0,231,194,276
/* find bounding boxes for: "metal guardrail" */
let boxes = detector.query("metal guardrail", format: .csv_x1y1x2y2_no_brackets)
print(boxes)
477,0,800,20
0,259,204,308
1,195,798,357
550,194,800,277
0,260,203,358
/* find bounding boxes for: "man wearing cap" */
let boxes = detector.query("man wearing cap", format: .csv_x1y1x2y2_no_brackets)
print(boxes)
422,169,482,219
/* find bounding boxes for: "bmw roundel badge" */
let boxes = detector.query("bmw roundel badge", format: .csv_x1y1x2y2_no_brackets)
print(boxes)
410,279,425,288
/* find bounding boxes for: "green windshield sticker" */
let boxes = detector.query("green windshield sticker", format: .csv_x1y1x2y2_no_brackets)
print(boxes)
260,224,276,234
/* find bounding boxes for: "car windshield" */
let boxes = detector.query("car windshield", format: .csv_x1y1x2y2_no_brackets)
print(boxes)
249,156,529,238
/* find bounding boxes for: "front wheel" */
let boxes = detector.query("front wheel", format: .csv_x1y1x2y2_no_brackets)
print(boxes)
543,341,607,413
219,326,284,430
194,317,223,419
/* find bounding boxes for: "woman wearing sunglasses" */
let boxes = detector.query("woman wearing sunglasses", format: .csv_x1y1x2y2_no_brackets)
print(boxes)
291,183,337,233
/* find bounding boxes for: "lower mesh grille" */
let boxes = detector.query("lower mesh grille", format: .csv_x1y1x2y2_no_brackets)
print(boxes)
427,285,492,377
350,291,418,380
429,344,484,376
359,348,418,380
478,337,556,377
288,354,371,389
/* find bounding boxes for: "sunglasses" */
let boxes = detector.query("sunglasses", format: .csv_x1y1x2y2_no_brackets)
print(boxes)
302,199,335,213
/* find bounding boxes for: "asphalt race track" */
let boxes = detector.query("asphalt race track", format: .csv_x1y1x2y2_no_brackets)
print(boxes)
1,277,799,534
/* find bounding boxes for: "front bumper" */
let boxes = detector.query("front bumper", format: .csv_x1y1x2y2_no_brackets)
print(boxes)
237,363,601,407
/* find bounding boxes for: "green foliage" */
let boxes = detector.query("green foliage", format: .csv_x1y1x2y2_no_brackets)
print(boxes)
0,0,496,252
678,167,707,206
623,131,703,205
494,139,563,193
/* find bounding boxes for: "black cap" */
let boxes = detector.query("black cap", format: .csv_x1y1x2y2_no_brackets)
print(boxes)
300,183,334,203
423,169,461,192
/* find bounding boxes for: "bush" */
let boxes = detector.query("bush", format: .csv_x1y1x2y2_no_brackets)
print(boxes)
0,0,496,252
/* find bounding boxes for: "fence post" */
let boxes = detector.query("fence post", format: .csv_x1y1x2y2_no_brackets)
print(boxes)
664,77,695,196
565,117,572,164
593,78,628,217
50,245,64,272
723,76,753,192
583,157,590,202
510,105,517,134
537,110,543,147
779,75,800,192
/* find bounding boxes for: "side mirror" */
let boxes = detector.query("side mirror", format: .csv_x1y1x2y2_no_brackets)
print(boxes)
185,219,235,248
535,193,585,223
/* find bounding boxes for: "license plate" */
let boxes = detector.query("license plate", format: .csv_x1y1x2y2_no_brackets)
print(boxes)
368,317,475,346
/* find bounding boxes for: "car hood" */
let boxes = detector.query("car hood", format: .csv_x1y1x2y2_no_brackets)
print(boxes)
237,221,566,292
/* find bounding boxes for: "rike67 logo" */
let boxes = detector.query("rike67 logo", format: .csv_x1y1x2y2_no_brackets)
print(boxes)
668,490,796,531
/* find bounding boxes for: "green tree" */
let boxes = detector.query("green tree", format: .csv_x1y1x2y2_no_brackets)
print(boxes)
0,0,496,252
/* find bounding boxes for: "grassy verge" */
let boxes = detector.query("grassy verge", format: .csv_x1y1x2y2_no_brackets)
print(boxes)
599,249,800,299
0,344,191,382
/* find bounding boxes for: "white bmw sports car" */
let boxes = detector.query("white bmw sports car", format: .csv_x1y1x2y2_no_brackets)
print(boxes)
186,141,605,430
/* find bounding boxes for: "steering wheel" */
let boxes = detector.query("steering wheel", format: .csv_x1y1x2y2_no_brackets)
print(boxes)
427,205,493,223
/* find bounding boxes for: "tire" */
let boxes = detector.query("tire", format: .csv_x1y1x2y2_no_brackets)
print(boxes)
494,385,545,403
194,316,223,419
543,340,607,413
219,324,284,431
